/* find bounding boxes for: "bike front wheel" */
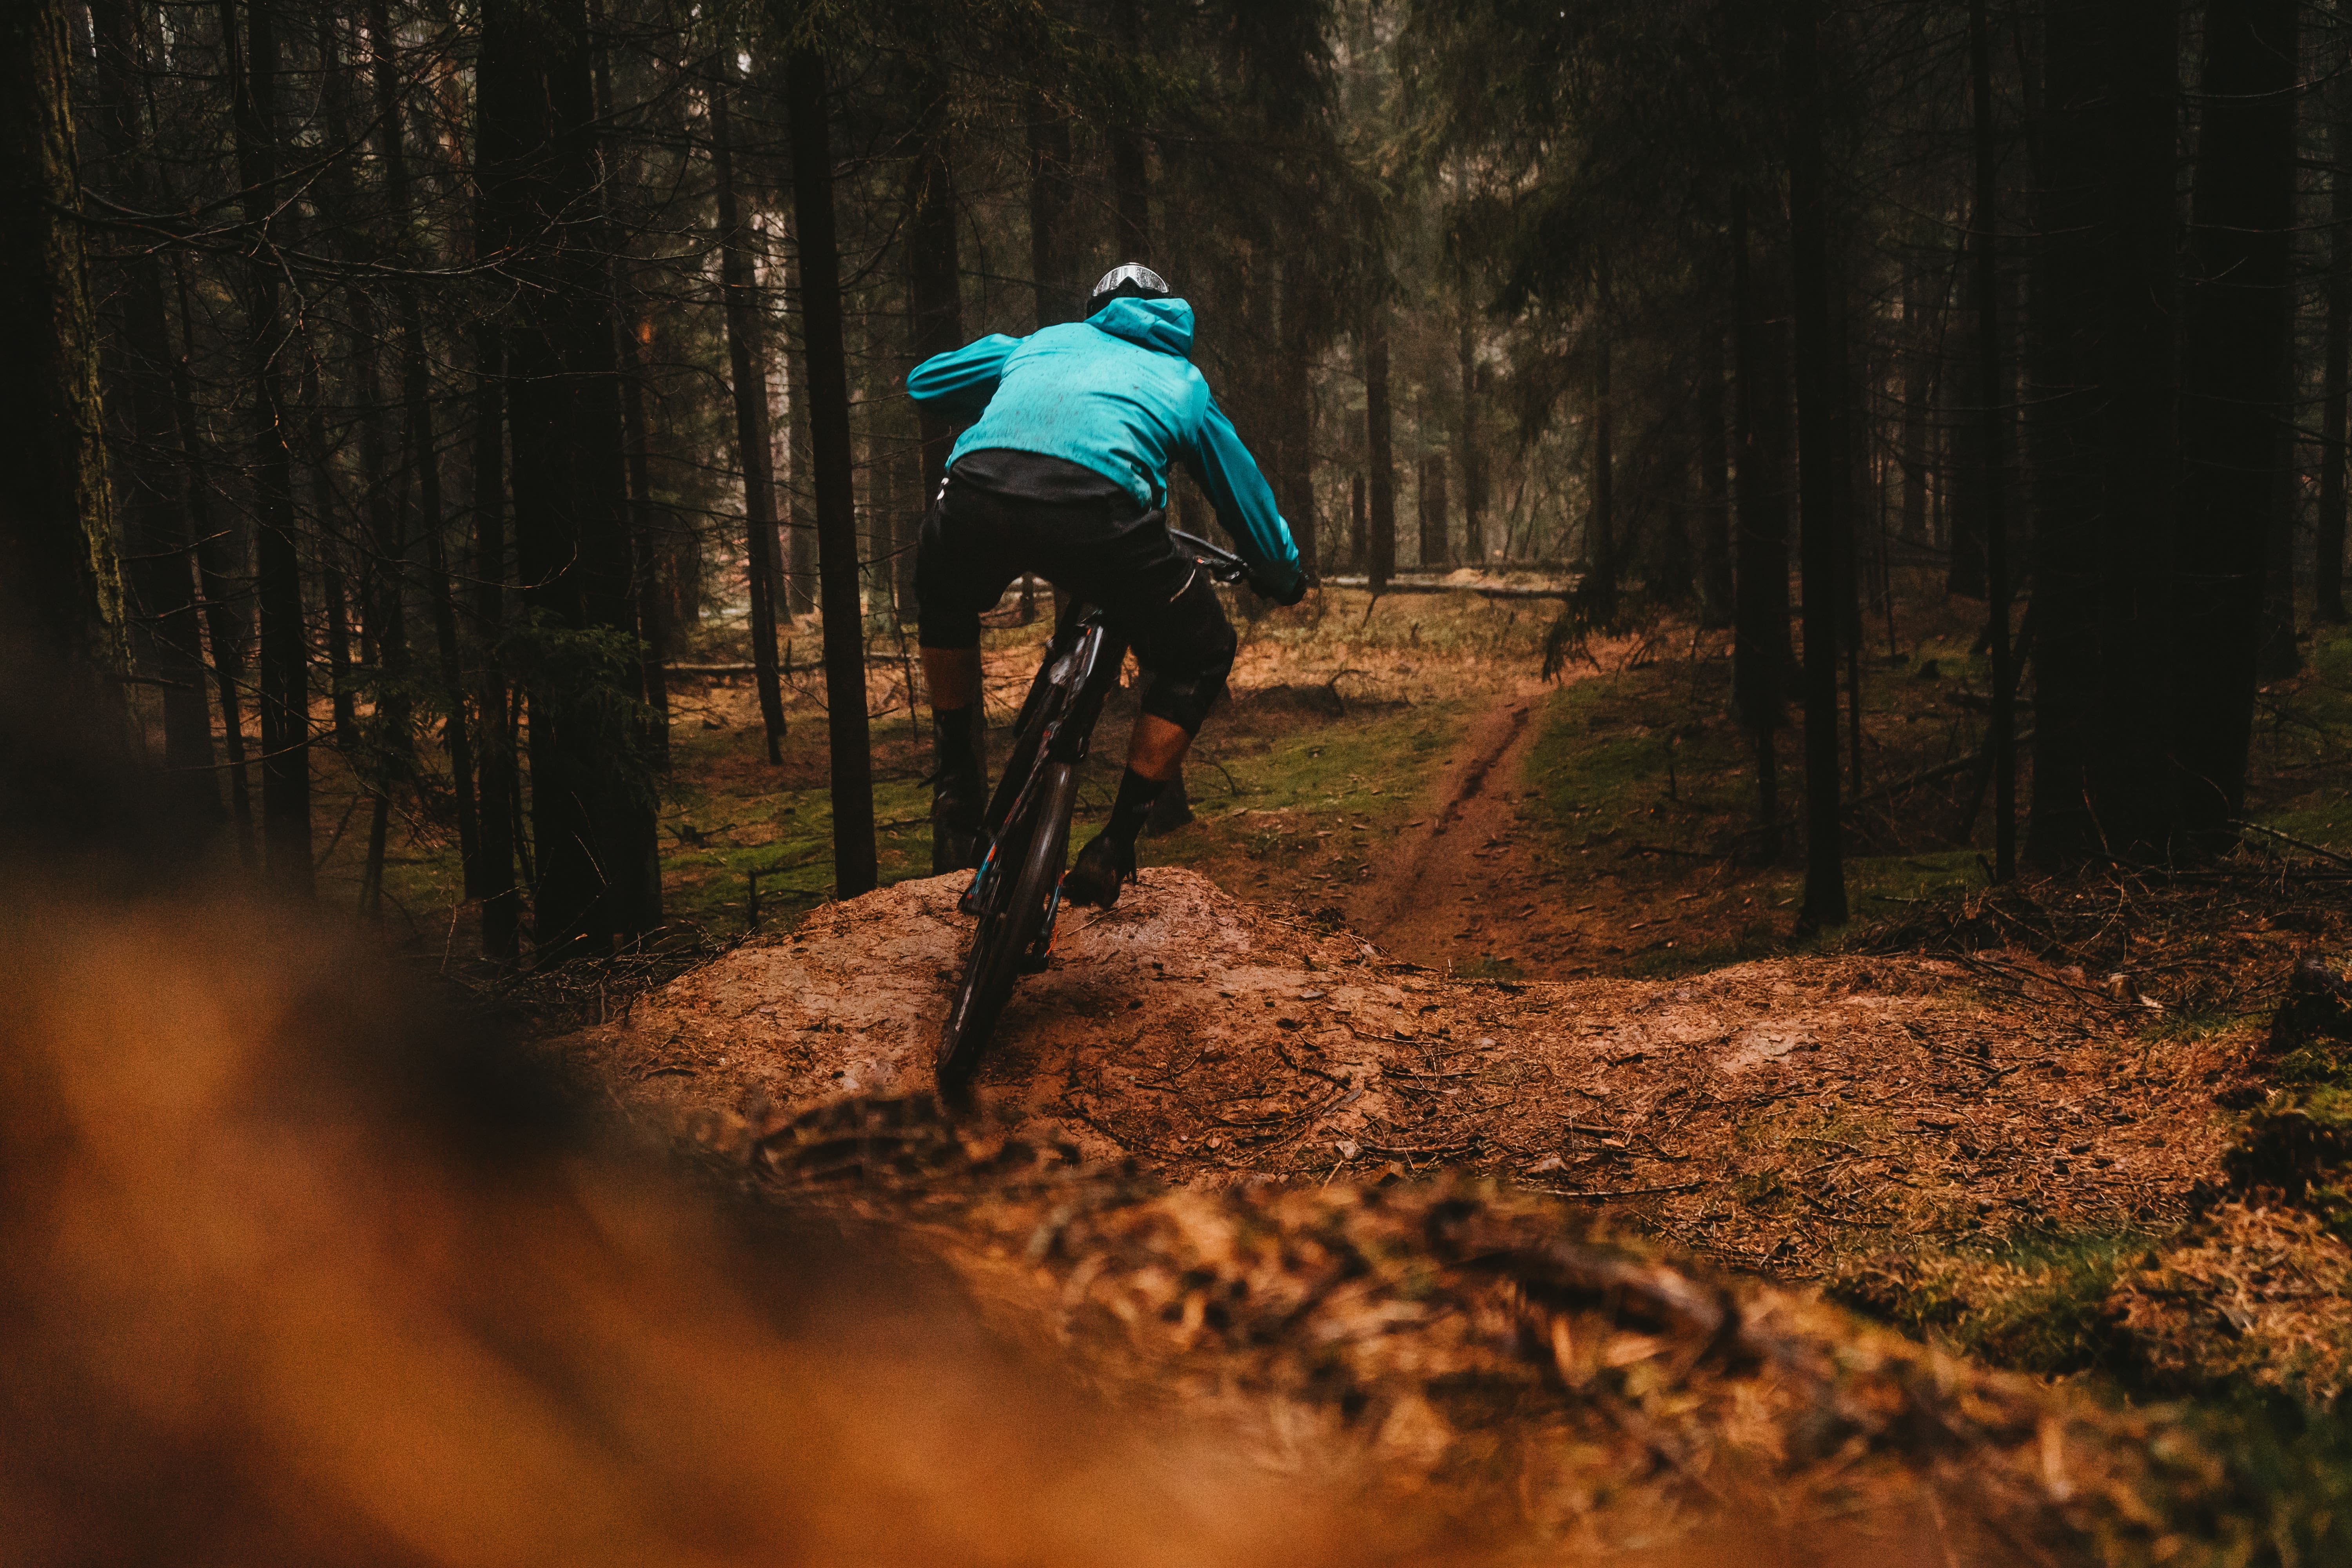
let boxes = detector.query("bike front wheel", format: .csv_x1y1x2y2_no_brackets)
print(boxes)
936,758,1078,1101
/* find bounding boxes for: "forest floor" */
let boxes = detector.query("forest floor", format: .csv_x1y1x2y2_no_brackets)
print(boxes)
308,577,2352,1559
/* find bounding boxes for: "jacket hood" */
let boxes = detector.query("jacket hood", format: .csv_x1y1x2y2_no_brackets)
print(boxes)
1086,295,1195,358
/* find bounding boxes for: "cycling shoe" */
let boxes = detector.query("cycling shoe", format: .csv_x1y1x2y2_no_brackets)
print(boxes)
931,776,985,875
1061,831,1134,908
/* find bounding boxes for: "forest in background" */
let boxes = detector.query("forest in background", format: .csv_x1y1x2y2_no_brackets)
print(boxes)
5,0,2345,963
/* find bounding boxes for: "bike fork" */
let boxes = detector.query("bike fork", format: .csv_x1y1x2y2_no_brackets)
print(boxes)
1019,879,1065,975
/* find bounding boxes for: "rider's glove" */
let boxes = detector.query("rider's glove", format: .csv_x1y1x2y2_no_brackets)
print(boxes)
1262,570,1308,608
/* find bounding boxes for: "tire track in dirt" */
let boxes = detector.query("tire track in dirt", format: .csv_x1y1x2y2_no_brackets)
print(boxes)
1343,683,1546,970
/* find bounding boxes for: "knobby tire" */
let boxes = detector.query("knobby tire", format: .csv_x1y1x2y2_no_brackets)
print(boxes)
936,759,1077,1099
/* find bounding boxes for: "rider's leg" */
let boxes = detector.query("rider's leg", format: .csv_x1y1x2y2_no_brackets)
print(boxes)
924,646,988,870
915,497,1005,874
1064,577,1234,907
1125,713,1190,781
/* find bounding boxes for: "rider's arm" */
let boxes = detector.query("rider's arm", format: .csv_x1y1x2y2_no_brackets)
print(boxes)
906,334,1023,422
1183,396,1305,597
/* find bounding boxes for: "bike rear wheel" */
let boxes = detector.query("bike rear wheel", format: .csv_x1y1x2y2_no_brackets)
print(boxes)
936,758,1078,1100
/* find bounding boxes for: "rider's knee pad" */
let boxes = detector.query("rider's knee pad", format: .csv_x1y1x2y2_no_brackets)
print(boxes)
1137,582,1236,736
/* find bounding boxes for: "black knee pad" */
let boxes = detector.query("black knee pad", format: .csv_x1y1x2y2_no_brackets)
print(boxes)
1136,581,1236,736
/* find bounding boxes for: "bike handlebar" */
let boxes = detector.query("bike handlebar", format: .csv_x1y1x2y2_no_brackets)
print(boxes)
1166,528,1254,588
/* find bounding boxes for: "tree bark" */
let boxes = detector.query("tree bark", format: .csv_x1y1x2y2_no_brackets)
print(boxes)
1697,319,1734,626
782,247,818,620
0,0,126,717
1786,0,1846,927
2323,45,2352,626
2083,0,2183,857
1278,259,1320,575
1459,309,1484,563
223,0,311,893
1733,187,1787,858
1419,453,1449,568
907,68,964,509
710,74,789,763
168,248,255,855
786,44,878,898
1364,312,1397,591
472,322,519,962
1109,0,1152,261
2174,0,2296,840
2024,0,2103,864
1588,327,1616,620
1945,207,1991,601
87,0,214,815
592,13,668,773
1027,93,1073,328
1970,0,2016,882
369,0,481,896
479,0,659,954
1351,471,1368,570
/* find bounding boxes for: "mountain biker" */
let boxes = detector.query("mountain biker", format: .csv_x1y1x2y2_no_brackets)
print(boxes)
907,263,1307,909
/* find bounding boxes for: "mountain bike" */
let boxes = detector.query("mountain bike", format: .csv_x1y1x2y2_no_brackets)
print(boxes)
936,528,1253,1100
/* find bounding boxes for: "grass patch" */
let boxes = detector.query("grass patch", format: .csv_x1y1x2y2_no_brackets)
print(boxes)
1833,1227,2154,1378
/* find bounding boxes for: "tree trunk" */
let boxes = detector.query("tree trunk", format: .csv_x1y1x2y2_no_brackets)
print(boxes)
1697,319,1734,626
1351,471,1368,570
616,294,671,769
592,17,668,774
2258,342,2302,679
1109,0,1151,260
1027,93,1073,327
2085,0,2185,857
1969,0,2016,881
472,322,519,962
223,0,311,893
1733,187,1788,857
782,248,818,620
1365,313,1397,591
1786,0,1846,928
1278,258,1320,574
710,75,789,763
314,12,403,920
168,249,255,855
369,0,480,896
1898,258,1934,547
2321,45,2352,626
0,0,126,716
2174,0,2296,840
907,69,964,510
2025,0,2103,864
1459,310,1484,563
479,0,659,955
1588,328,1616,620
1419,453,1449,568
1945,207,1991,601
87,0,214,817
786,44,878,898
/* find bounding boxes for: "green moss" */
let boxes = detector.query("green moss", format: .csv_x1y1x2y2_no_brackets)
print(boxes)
1833,1227,2152,1378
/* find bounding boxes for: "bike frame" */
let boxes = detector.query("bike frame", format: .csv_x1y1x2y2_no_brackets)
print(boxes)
956,602,1127,961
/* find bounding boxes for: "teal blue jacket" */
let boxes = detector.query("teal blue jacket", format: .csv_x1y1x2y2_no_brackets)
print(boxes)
906,296,1303,593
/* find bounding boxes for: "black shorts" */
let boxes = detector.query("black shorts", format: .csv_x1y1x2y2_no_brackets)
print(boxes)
916,452,1236,735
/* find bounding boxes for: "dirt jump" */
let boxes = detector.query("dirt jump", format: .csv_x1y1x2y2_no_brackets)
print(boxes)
544,860,2269,1560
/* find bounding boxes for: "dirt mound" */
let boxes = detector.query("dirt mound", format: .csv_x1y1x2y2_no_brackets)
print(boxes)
556,869,2233,1268
716,1096,2228,1562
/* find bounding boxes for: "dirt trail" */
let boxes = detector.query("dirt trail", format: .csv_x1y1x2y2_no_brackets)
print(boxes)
557,868,2232,1272
1343,685,1546,968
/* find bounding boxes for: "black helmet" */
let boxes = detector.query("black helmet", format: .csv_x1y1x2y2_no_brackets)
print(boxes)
1088,262,1171,311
